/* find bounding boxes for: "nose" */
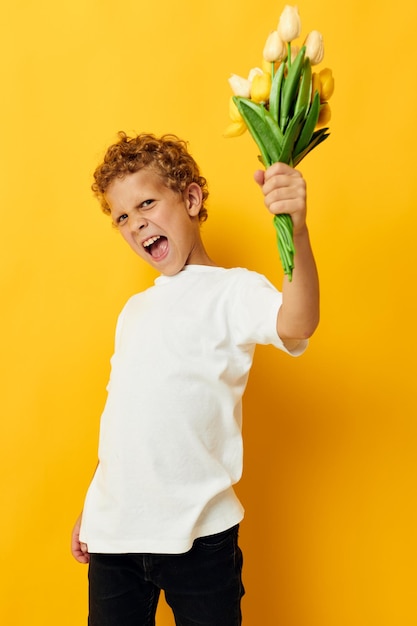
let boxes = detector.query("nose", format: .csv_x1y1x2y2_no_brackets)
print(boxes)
132,214,147,231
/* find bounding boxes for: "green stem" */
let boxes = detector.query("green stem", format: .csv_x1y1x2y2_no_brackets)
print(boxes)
273,213,295,281
287,42,291,68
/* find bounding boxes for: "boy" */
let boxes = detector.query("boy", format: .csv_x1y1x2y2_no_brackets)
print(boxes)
71,132,319,625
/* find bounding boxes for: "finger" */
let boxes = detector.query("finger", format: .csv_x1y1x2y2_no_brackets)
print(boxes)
79,547,90,564
263,175,299,200
264,172,306,200
73,549,90,564
71,540,90,563
264,185,307,216
264,161,299,181
253,169,265,186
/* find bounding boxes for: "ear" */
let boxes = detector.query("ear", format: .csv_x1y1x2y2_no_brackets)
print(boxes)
184,183,203,218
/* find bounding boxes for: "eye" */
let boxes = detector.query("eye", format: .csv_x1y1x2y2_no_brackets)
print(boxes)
116,213,128,225
141,199,155,209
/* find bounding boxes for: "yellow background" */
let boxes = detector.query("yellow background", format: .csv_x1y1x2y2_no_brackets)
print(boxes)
1,1,416,624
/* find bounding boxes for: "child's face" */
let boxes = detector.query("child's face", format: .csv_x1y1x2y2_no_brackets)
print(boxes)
105,168,211,276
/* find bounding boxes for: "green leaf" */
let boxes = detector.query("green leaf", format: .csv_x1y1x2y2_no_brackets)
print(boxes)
280,46,306,132
268,61,285,125
263,108,284,151
233,96,271,166
278,106,307,165
294,57,312,119
293,128,330,166
293,90,322,158
234,97,286,165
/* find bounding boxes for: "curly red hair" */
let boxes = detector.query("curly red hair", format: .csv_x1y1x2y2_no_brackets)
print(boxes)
92,132,209,223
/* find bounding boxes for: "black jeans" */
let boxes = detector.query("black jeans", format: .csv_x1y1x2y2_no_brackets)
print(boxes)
88,525,244,626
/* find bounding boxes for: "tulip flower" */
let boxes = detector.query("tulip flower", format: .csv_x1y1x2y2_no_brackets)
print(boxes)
223,96,248,137
229,96,244,123
223,121,247,138
311,72,321,101
304,30,324,65
319,68,335,101
225,4,334,280
228,74,251,98
247,67,263,82
277,5,301,43
250,72,272,103
263,30,287,63
229,67,266,98
317,102,331,127
261,58,274,74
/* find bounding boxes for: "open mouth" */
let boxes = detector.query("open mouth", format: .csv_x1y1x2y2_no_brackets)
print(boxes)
143,235,168,259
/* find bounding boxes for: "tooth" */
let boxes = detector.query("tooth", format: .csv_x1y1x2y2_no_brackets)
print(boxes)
144,235,160,248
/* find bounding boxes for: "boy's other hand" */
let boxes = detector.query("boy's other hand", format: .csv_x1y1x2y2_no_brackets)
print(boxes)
254,162,307,235
71,514,90,564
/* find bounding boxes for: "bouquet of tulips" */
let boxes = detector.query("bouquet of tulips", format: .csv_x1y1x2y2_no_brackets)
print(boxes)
225,5,334,281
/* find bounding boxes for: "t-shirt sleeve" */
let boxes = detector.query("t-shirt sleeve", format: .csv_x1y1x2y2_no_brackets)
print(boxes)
231,269,308,356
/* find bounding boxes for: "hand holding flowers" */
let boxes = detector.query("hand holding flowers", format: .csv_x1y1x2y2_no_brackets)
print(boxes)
255,162,306,236
225,5,334,280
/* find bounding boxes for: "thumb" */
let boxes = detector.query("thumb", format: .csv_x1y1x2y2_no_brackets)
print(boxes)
253,169,265,186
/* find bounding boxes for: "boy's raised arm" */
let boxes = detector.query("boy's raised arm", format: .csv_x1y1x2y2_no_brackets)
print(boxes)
254,162,320,351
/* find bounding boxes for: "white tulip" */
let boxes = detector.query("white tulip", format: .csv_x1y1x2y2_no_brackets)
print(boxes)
277,5,301,43
228,74,251,98
304,30,324,65
263,30,287,63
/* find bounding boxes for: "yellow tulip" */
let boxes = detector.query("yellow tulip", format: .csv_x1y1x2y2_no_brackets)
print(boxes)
262,58,272,74
223,121,247,138
250,72,272,103
262,58,284,75
263,30,287,63
317,102,331,127
228,74,251,98
277,5,301,43
229,96,243,123
311,72,321,101
304,30,324,65
319,68,335,101
247,67,263,82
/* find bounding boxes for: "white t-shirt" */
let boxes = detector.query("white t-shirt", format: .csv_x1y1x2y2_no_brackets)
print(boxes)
80,266,307,554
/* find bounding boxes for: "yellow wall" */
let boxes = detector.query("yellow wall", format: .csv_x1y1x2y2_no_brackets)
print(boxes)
1,1,416,624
